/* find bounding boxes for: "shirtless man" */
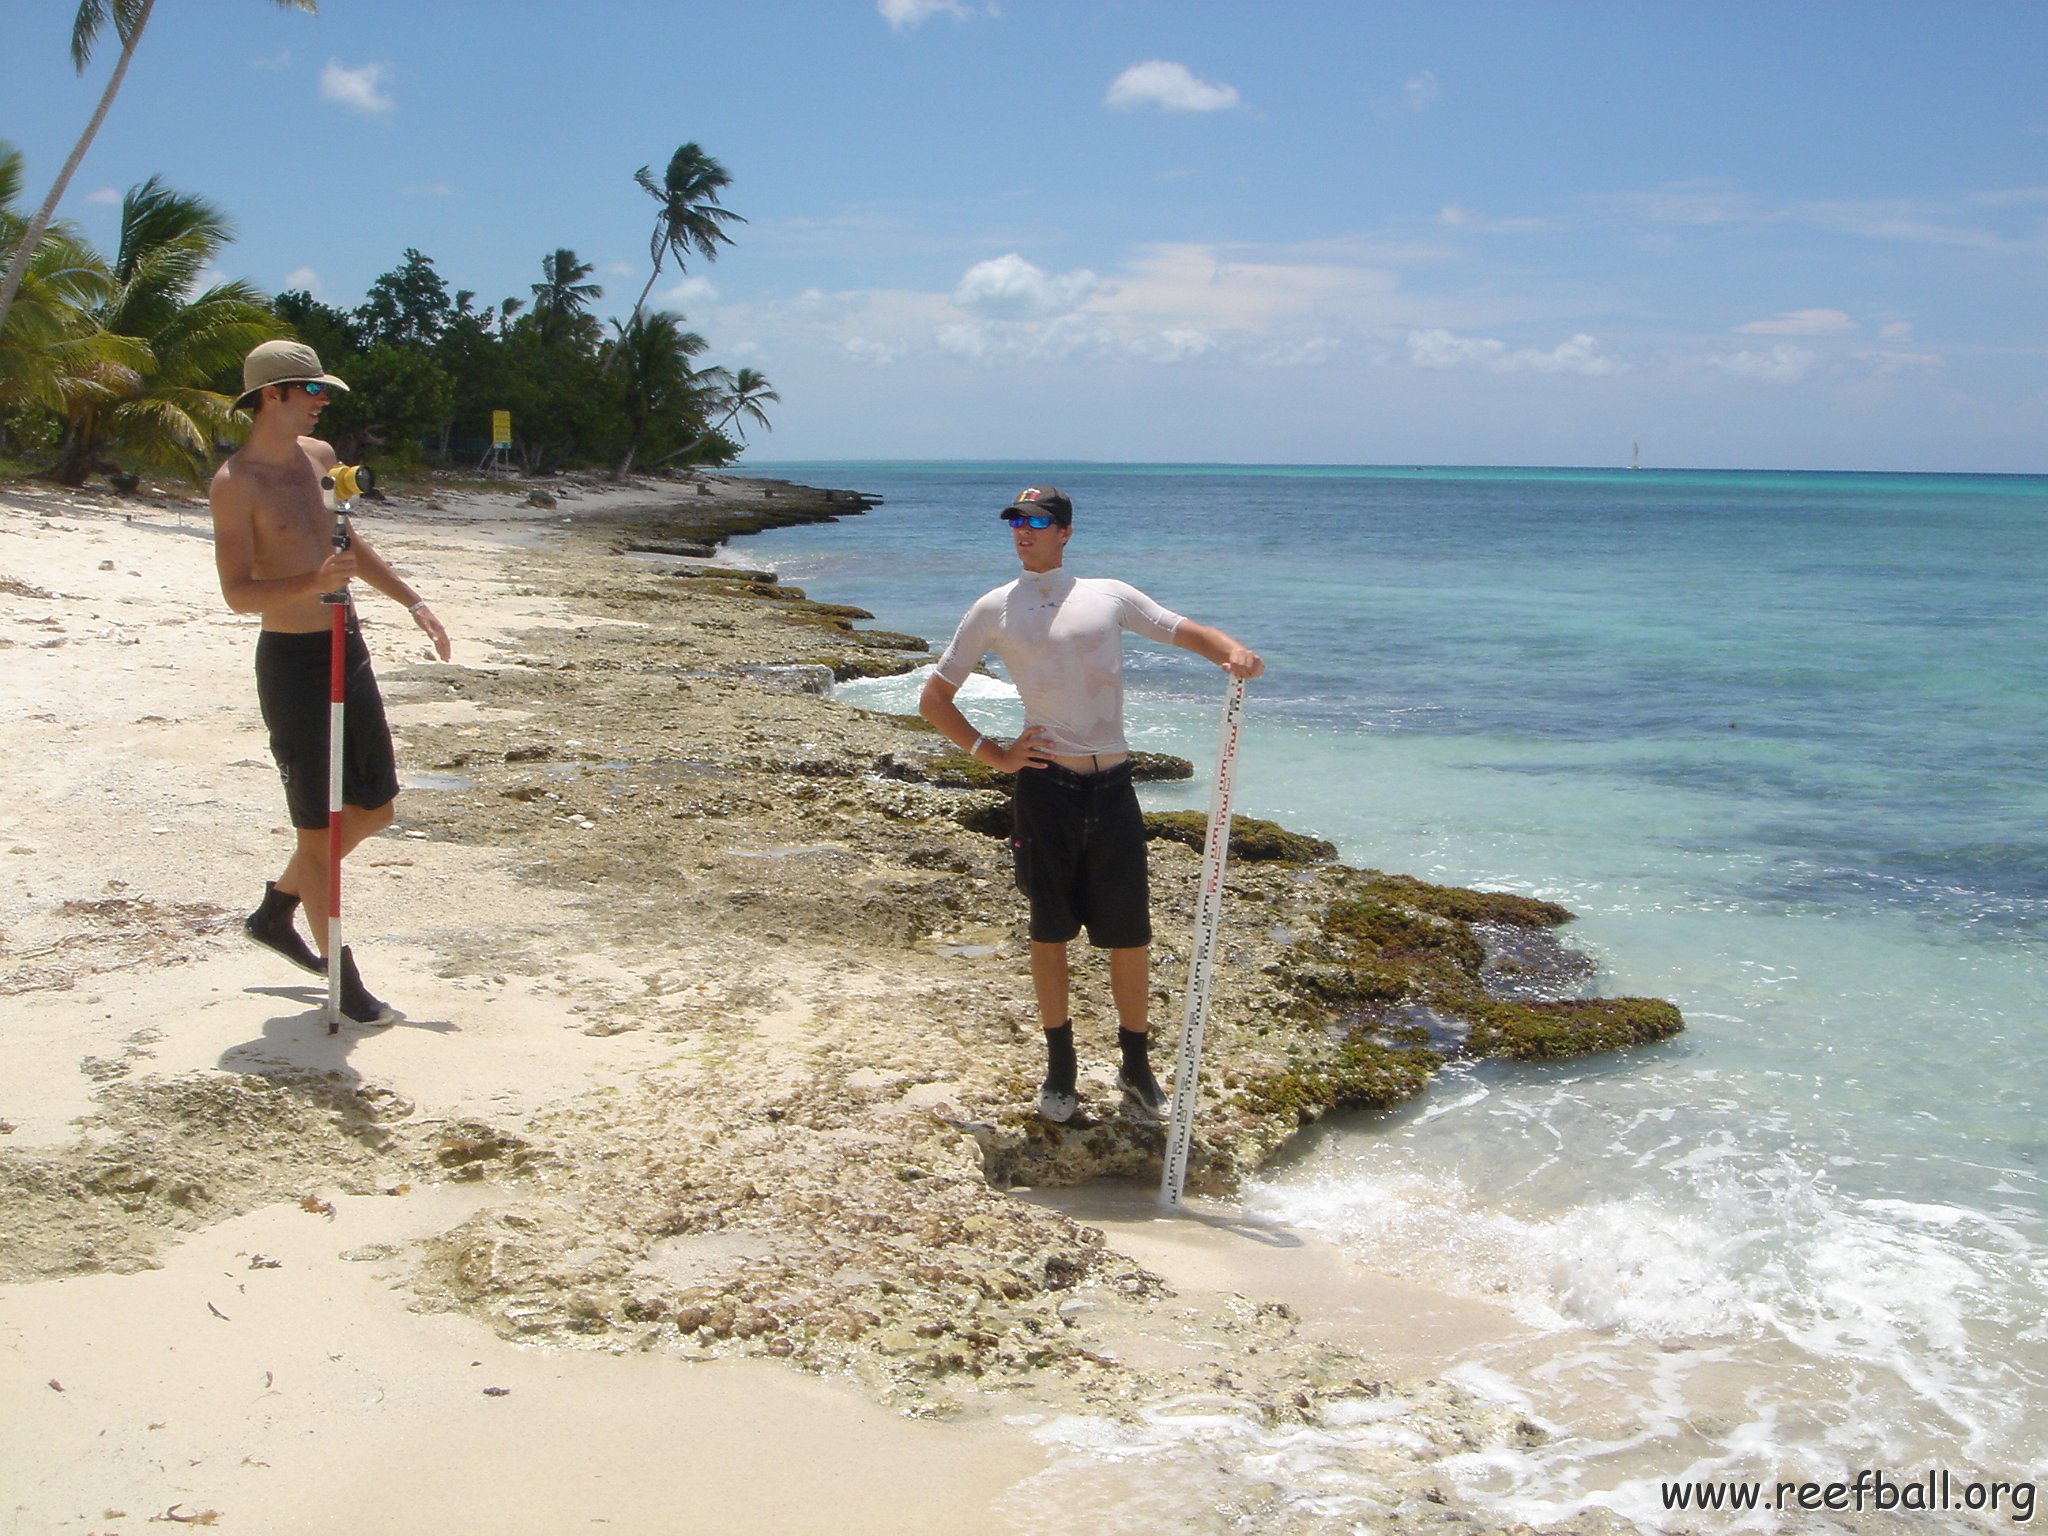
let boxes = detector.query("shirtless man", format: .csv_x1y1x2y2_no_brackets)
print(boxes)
209,339,451,1024
919,485,1262,1123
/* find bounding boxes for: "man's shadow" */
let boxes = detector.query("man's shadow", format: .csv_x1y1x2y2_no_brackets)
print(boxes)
218,982,459,1085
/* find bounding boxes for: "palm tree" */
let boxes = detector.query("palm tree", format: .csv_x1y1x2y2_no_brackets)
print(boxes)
658,366,779,466
49,176,276,486
529,247,601,347
0,0,318,338
608,311,711,480
604,143,744,372
0,143,148,448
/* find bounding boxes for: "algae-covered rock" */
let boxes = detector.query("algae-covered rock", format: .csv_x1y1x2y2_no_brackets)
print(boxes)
1457,994,1685,1060
1233,1034,1441,1127
1353,871,1572,928
1144,811,1336,863
1270,869,1686,1077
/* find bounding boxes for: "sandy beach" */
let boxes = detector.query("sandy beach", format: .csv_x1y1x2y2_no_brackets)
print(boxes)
0,471,1668,1535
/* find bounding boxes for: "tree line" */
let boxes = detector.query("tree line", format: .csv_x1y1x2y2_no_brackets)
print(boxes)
0,135,774,487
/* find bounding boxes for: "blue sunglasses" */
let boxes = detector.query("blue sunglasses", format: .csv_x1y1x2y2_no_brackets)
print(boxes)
1004,513,1058,530
280,380,328,397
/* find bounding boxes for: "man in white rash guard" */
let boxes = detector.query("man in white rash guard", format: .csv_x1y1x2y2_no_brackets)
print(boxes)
919,485,1264,1123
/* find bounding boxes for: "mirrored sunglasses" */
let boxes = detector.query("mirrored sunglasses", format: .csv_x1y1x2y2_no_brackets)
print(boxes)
1004,513,1057,530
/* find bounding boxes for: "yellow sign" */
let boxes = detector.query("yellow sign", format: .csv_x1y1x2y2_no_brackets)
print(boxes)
491,410,512,447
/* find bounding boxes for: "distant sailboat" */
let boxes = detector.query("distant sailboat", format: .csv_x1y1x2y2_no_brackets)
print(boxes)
1628,442,1641,471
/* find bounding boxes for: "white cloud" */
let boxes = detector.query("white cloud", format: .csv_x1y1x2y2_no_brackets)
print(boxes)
249,49,291,71
661,275,720,308
321,60,393,114
1707,343,1816,382
1799,200,2006,250
731,236,1579,384
936,310,1121,364
282,267,322,296
1599,181,2045,255
1407,329,1622,376
1126,327,1219,364
1105,60,1241,114
1408,329,1504,370
403,182,455,199
844,337,906,367
1522,333,1622,375
1855,348,1943,379
877,0,967,30
1738,308,1854,336
1403,70,1441,111
85,186,119,205
1438,202,1551,234
1879,319,1914,341
952,254,1106,320
1593,182,1761,227
1094,242,1408,334
1259,335,1343,368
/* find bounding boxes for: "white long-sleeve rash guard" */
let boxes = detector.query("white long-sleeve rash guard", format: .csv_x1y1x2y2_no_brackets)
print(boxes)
933,567,1185,756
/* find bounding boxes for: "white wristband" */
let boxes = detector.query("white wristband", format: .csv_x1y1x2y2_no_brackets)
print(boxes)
408,599,429,615
970,734,988,760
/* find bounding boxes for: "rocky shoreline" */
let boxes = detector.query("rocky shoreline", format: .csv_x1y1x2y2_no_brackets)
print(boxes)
0,470,1679,1533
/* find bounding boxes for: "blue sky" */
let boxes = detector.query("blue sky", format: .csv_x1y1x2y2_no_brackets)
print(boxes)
9,1,2046,471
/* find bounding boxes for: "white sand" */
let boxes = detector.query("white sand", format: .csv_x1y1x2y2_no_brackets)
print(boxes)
0,478,1563,1536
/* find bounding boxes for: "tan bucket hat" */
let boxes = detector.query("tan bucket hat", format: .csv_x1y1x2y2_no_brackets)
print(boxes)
235,338,350,411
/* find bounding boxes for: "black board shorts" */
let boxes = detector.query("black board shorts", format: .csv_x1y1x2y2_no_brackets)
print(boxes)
1011,760,1151,949
255,625,400,829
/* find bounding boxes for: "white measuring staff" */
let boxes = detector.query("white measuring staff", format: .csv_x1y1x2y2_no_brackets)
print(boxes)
1159,674,1248,1208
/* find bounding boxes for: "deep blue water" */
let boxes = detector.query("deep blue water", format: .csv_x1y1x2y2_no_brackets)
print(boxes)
736,462,2048,1525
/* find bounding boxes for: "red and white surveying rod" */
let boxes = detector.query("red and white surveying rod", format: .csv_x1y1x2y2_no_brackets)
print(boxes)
1159,674,1249,1208
319,465,370,1034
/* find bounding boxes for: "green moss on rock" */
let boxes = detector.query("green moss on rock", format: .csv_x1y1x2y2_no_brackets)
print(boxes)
1128,752,1194,782
1321,896,1485,973
923,749,1010,790
1354,872,1572,928
1456,994,1685,1060
1232,1035,1440,1126
1143,812,1336,863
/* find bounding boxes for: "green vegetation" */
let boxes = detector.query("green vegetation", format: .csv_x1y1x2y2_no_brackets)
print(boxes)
1143,811,1337,863
1,132,771,489
1234,1035,1441,1126
0,0,319,343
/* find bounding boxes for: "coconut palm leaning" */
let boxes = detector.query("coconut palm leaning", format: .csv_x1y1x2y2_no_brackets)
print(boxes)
48,176,276,486
659,366,778,467
608,310,710,480
603,143,745,374
0,0,318,340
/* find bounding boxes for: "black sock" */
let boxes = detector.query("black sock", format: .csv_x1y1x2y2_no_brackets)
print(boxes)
1044,1021,1077,1092
1118,1026,1152,1073
258,881,299,919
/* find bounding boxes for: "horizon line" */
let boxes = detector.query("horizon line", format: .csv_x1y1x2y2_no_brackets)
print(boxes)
734,458,2048,480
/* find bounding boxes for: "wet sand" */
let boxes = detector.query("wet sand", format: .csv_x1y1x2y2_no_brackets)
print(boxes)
0,472,1637,1534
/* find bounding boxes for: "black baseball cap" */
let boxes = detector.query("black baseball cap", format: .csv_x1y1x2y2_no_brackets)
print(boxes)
996,485,1072,526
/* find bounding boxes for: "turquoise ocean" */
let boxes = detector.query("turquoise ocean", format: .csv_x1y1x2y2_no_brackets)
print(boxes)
738,463,2046,1529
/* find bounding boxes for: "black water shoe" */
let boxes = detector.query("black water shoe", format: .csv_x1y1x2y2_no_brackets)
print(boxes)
1117,1026,1168,1121
337,945,395,1026
244,882,322,975
1117,1062,1168,1121
1039,1020,1078,1123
